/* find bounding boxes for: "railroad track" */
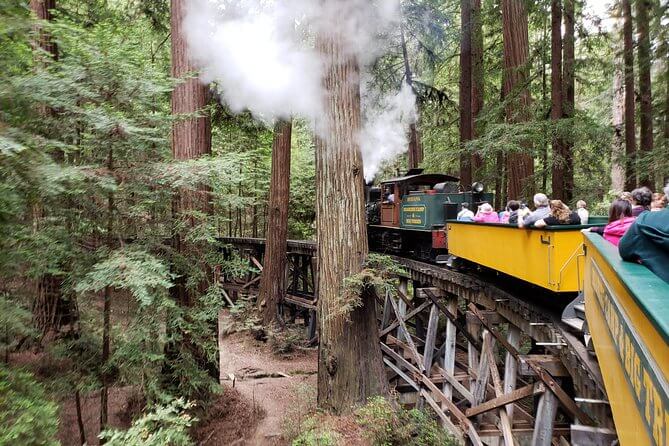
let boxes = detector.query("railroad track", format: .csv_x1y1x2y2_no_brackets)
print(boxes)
221,237,615,444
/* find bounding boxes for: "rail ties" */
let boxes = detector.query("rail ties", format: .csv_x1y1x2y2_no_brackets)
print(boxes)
220,237,615,444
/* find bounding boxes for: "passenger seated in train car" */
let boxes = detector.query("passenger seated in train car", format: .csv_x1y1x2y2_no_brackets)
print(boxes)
533,200,580,227
473,203,500,223
576,200,589,224
651,192,667,211
518,193,550,228
457,202,475,221
602,200,636,246
499,200,521,224
619,183,669,284
631,186,652,216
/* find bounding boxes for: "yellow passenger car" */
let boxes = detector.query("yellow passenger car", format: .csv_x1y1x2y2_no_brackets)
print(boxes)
446,221,588,292
583,232,669,446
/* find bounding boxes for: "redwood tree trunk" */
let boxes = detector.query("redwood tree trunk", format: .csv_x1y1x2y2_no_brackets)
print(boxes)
502,0,534,200
612,50,626,192
30,0,58,62
550,0,565,200
636,0,653,188
562,0,575,201
459,0,473,187
401,25,422,169
315,23,388,412
622,0,636,190
471,0,484,176
258,120,292,325
166,0,215,382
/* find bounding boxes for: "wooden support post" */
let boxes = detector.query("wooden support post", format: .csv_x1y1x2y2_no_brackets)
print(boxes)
423,304,440,372
442,294,458,401
472,330,493,405
531,383,559,446
381,292,393,329
467,311,481,390
504,324,521,424
397,278,408,342
483,334,515,446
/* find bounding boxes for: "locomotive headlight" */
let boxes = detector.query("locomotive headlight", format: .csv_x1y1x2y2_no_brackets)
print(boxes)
472,182,485,193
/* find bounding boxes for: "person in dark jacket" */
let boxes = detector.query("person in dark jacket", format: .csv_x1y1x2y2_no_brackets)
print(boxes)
631,186,652,216
619,183,669,284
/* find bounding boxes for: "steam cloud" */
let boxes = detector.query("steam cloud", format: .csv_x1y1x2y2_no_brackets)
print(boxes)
184,0,417,181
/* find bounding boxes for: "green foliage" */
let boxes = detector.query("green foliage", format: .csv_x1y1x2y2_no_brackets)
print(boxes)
100,399,195,446
0,365,59,446
355,396,458,446
0,295,36,359
75,249,174,306
292,426,339,446
335,254,407,322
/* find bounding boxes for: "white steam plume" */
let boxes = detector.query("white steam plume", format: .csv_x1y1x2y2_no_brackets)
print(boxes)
183,0,418,181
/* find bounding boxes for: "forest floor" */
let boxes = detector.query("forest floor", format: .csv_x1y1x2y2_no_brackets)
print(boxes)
217,309,319,445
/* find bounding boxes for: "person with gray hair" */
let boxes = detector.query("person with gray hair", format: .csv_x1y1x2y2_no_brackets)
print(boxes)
631,186,653,216
518,193,551,228
619,182,669,284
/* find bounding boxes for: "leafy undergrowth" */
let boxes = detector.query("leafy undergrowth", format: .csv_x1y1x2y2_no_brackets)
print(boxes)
284,393,459,446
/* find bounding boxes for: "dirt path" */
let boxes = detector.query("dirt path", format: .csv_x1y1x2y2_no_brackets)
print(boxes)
218,310,318,445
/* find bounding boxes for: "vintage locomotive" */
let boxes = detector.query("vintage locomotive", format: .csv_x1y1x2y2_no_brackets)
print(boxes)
366,169,493,262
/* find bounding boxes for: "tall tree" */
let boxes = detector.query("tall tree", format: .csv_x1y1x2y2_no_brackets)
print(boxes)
257,120,292,325
459,0,473,187
612,55,626,192
636,0,653,188
30,0,58,63
561,0,575,201
622,0,636,190
165,0,215,391
315,16,388,412
501,0,534,200
400,23,422,170
471,0,484,177
550,0,565,200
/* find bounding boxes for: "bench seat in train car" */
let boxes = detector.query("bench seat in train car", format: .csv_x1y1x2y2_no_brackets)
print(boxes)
446,221,600,293
583,232,668,446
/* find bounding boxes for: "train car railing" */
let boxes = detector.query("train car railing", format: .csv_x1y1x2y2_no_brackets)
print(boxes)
583,232,669,446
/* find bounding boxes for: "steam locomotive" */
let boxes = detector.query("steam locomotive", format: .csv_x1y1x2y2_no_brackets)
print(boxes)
366,169,493,262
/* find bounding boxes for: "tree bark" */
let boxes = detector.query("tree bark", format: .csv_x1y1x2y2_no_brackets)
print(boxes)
550,0,565,200
611,14,626,192
400,24,422,170
502,0,534,200
166,0,216,383
99,146,114,435
459,0,473,187
315,22,388,413
471,0,484,176
30,0,58,62
622,0,636,190
75,390,86,445
636,0,653,188
258,120,292,325
562,0,575,202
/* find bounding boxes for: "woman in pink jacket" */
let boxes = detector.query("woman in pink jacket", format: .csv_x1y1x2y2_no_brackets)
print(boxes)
473,203,500,223
603,199,636,246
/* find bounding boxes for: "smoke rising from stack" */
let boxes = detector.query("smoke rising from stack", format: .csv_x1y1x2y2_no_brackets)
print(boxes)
183,0,417,181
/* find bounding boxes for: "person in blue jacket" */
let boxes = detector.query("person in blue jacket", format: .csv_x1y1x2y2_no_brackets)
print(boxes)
619,183,669,284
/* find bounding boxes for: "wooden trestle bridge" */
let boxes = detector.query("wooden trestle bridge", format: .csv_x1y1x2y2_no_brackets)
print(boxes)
220,237,618,446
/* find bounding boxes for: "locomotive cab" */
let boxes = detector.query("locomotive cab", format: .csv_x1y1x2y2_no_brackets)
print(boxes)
368,169,488,261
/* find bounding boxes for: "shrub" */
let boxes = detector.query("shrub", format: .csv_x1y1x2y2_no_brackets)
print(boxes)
355,396,458,446
99,399,195,446
0,366,59,446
